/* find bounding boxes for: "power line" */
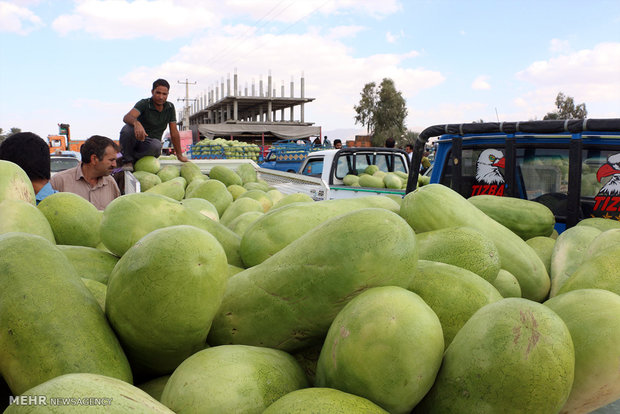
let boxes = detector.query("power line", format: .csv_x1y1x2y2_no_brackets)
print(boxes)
205,0,332,81
207,0,294,67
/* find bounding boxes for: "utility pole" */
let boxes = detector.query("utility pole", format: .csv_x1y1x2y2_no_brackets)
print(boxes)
177,79,197,131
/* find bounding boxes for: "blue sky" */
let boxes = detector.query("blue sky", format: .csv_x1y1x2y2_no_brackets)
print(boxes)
1,0,619,143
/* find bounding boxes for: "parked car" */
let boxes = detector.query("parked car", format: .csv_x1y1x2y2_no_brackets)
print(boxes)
50,153,80,176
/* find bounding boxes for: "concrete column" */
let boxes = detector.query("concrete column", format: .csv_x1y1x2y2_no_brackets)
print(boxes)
268,71,272,98
233,100,238,121
267,101,272,122
300,73,305,122
233,69,238,97
290,77,294,121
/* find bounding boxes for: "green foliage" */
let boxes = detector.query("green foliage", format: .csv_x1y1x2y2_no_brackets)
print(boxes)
353,82,377,134
398,130,419,148
0,128,21,145
354,78,408,146
543,92,587,120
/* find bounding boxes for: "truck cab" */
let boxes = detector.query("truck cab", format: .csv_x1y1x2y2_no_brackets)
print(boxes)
406,119,620,232
299,147,410,199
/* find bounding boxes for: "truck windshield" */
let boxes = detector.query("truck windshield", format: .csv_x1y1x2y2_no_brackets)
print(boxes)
334,153,407,179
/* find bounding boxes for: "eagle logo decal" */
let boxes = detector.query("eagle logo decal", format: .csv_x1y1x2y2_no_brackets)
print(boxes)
471,149,506,196
592,152,620,218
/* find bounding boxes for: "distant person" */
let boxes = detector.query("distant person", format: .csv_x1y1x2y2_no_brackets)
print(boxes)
421,150,431,174
0,132,58,204
323,136,330,146
312,137,322,147
385,137,396,148
405,144,413,161
51,135,121,210
333,139,342,149
120,78,188,170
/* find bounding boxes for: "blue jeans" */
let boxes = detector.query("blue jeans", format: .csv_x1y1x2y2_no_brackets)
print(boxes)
119,124,162,163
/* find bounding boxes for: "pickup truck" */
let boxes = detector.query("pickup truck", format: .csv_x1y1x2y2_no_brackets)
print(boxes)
158,158,330,201
153,148,409,202
259,138,330,173
406,118,620,232
297,147,410,200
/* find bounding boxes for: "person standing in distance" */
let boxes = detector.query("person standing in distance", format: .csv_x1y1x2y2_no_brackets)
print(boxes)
405,144,413,161
120,78,188,170
50,135,121,210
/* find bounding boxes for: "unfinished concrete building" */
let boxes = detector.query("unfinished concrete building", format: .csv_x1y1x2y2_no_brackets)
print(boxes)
182,71,321,147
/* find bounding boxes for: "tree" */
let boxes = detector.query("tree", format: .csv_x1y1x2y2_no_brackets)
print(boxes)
353,82,377,134
354,78,408,146
397,130,419,148
543,92,587,120
0,127,21,145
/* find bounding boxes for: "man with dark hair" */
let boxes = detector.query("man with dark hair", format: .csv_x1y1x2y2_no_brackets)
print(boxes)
0,132,57,204
405,143,413,161
385,137,396,148
119,78,188,170
51,135,120,210
333,139,342,149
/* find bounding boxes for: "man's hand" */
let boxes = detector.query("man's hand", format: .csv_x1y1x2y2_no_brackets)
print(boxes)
134,121,147,141
176,154,189,162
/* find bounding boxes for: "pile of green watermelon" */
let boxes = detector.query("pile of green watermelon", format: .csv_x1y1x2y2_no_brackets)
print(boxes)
342,164,430,190
190,138,262,161
1,157,620,413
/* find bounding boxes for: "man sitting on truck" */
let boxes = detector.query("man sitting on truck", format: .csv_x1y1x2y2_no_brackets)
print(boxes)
0,132,58,204
119,78,188,170
51,135,121,210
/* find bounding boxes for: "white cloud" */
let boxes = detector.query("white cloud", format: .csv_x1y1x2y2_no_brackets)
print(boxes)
120,30,443,131
326,25,365,39
0,1,44,34
221,0,402,22
516,42,620,104
49,0,402,40
472,75,490,90
386,29,404,43
549,38,570,54
52,0,218,40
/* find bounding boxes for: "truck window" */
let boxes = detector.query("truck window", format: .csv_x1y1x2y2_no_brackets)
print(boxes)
516,148,569,200
335,155,354,178
300,158,324,177
581,148,620,219
439,148,500,197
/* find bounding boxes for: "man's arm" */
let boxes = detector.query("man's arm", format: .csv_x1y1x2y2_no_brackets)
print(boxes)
169,122,188,162
123,108,147,141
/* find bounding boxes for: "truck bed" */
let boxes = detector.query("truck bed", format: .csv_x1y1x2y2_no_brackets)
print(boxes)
159,159,329,201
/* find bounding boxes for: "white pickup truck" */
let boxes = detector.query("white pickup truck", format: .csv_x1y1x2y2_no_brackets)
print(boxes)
125,148,409,201
156,158,330,201
296,147,410,200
